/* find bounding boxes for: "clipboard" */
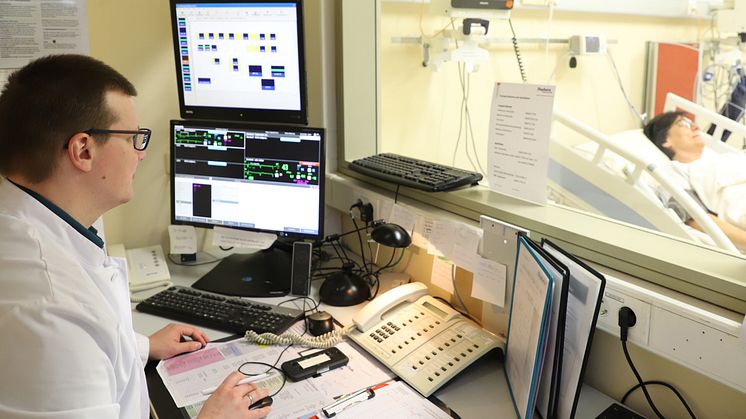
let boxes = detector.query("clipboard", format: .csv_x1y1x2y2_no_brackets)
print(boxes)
504,234,555,419
541,239,606,419
524,237,570,419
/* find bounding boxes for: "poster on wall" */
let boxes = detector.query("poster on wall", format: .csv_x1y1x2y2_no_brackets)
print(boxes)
487,82,555,204
0,0,89,69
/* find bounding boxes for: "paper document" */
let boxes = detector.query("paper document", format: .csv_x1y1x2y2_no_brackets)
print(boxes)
487,82,555,204
168,225,198,254
329,380,453,419
430,256,455,293
0,0,89,68
212,226,276,249
157,322,394,417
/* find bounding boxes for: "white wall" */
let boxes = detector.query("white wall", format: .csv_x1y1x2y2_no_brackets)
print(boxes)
379,5,703,167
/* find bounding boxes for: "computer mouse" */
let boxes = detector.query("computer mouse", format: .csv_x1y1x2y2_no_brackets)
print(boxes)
249,395,273,410
308,311,335,336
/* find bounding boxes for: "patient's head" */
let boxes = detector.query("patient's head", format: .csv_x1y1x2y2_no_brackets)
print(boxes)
643,111,704,163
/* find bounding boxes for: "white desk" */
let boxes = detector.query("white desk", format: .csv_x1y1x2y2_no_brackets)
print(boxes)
132,259,619,419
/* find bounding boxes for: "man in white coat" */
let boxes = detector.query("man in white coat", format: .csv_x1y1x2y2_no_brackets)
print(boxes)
0,55,271,418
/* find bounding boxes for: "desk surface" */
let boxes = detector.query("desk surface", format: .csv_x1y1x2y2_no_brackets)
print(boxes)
132,259,617,419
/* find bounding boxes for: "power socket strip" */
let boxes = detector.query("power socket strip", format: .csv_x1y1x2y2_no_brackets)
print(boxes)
596,287,651,346
591,264,746,393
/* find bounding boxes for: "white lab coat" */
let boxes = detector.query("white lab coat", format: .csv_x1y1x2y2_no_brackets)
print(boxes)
0,179,150,418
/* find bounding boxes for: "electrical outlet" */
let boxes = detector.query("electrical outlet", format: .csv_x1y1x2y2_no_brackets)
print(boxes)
597,288,651,346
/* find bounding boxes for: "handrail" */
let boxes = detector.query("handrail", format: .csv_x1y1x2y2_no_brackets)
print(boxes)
553,110,739,253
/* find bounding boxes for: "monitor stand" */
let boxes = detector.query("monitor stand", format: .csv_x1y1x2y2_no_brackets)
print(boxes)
191,238,293,297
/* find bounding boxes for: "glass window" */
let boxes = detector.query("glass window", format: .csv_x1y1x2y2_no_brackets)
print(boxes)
336,2,746,313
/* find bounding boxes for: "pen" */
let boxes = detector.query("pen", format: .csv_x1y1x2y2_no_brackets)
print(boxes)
200,373,270,395
321,387,375,418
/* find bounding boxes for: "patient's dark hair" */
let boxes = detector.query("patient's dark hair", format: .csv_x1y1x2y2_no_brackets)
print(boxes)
642,111,685,160
0,54,136,183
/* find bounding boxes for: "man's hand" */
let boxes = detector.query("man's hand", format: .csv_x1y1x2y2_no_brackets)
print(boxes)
148,323,209,360
198,371,272,419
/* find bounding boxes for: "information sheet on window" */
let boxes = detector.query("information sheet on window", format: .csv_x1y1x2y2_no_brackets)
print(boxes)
0,0,89,68
487,82,555,204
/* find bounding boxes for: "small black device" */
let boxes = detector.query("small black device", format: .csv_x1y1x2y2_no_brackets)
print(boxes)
249,395,273,410
307,311,334,336
135,286,304,335
348,153,482,192
281,347,349,382
290,241,312,296
595,403,646,419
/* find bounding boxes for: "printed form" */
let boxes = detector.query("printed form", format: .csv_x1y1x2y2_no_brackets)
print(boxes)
157,322,395,418
487,82,555,204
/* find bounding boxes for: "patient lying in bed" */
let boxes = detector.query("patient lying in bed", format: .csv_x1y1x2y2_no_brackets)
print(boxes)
644,111,746,250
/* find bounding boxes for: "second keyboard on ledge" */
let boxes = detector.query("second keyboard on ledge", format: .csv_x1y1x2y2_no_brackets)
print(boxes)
348,153,483,192
136,286,305,335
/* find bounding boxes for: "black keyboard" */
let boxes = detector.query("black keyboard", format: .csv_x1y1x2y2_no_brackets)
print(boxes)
349,153,483,192
136,286,304,335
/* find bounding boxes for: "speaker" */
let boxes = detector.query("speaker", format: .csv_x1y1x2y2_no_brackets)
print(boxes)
290,241,312,296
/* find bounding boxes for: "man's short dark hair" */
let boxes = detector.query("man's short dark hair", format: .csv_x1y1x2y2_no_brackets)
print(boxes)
642,111,685,160
0,54,137,182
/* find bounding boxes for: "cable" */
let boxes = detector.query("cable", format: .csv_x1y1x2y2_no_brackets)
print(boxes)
606,50,645,125
622,381,697,419
618,307,663,417
508,18,527,83
450,263,468,314
621,340,666,419
244,324,356,349
237,361,287,398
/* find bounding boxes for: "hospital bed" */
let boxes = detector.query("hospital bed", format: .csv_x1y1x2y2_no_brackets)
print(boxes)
548,93,740,252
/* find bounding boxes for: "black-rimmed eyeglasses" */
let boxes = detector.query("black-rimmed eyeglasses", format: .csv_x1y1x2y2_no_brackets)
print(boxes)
84,128,152,151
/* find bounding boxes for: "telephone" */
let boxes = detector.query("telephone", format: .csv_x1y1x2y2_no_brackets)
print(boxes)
108,244,172,294
348,282,505,397
242,282,505,396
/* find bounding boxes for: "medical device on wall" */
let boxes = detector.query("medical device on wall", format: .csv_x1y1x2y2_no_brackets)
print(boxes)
568,35,607,56
169,0,307,124
423,0,513,72
170,119,325,297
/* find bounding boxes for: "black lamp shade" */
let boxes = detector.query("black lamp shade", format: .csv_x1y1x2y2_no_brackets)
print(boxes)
370,223,411,248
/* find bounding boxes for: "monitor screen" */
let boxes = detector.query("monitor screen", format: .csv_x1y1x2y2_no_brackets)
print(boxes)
171,119,324,239
170,0,307,124
170,119,324,297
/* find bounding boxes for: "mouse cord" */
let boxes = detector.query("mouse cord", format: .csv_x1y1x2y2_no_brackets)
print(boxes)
244,324,356,349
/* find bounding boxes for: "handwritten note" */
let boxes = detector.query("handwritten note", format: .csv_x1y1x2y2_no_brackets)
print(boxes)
431,257,455,293
168,225,198,254
471,257,508,307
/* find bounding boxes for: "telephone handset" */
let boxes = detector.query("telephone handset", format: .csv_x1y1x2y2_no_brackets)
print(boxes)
352,282,429,331
349,282,505,397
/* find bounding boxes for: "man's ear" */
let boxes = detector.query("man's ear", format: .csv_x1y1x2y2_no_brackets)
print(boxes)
66,132,95,172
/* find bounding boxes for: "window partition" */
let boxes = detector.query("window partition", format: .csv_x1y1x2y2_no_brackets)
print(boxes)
336,1,746,313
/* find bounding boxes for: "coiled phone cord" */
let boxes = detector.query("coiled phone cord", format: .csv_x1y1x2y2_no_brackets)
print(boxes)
244,324,356,349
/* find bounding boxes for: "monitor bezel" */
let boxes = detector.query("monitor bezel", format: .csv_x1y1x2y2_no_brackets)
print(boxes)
169,119,325,241
169,0,308,125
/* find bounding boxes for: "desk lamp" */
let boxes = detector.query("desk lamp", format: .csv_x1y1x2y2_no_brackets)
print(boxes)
319,221,411,307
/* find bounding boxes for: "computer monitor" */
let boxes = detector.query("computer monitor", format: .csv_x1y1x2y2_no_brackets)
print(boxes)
170,0,307,124
170,119,324,297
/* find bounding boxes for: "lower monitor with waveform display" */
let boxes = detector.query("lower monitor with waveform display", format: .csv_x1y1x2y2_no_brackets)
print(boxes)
170,119,324,297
